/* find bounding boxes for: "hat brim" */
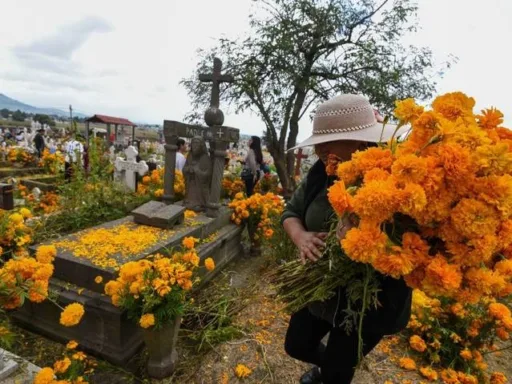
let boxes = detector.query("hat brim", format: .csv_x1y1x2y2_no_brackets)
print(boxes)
288,122,402,152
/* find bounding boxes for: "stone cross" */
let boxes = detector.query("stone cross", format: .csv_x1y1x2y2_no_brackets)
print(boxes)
114,146,149,192
199,58,234,110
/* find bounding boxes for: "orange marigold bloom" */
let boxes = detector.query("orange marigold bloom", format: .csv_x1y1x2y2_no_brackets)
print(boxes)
440,369,460,384
394,98,424,124
325,154,342,176
182,237,198,250
204,257,215,272
496,327,510,341
477,107,504,130
490,372,508,384
409,335,427,352
391,154,428,184
488,302,511,321
139,313,155,328
494,259,512,277
419,366,438,381
362,168,390,183
336,161,359,184
451,198,500,239
422,256,462,297
35,245,57,264
327,180,352,216
397,183,427,219
432,92,475,121
459,348,472,360
352,179,398,223
466,268,507,296
352,147,394,173
373,251,415,279
33,367,55,384
60,303,85,327
399,357,417,370
439,143,474,184
54,357,71,374
341,224,387,264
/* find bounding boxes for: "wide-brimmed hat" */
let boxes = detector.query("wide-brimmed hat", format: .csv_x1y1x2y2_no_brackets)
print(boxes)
289,94,399,151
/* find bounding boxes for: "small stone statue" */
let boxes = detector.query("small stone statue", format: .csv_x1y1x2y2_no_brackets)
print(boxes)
183,137,212,211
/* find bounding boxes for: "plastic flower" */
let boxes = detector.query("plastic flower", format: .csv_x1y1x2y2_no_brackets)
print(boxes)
205,257,215,272
234,364,252,378
33,367,55,384
35,245,57,264
140,313,155,329
60,303,85,327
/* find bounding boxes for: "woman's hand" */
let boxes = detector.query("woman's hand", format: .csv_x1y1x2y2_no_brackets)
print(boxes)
294,231,328,264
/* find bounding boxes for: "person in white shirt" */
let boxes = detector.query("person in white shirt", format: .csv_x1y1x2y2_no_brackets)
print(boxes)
175,138,187,172
64,135,84,181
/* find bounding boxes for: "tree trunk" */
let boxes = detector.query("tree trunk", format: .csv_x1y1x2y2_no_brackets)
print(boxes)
286,87,308,191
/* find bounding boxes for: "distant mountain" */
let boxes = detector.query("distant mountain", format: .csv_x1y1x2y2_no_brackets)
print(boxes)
0,93,88,118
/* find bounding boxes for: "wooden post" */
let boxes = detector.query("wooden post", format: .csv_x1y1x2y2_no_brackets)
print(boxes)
115,124,118,144
132,125,136,144
294,149,308,177
85,121,90,146
106,123,111,145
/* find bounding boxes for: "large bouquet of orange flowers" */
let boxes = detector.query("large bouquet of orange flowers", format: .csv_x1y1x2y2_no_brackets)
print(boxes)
271,91,512,359
39,148,64,174
104,237,215,329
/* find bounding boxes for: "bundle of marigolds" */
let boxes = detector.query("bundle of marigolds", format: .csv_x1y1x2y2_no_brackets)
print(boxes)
104,237,215,329
33,340,95,384
254,173,281,195
222,175,245,198
229,192,284,240
138,168,185,200
7,147,33,165
0,244,85,328
39,148,65,174
394,290,510,382
271,91,512,362
0,208,33,255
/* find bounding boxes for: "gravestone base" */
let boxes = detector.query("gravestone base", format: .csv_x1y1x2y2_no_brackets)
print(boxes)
13,207,243,365
0,348,41,384
0,355,19,381
132,201,185,229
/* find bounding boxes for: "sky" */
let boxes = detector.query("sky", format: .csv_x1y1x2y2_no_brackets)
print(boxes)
0,0,511,142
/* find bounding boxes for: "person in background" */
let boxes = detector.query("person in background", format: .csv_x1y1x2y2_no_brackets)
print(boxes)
64,134,84,181
33,128,45,157
176,138,187,172
242,136,263,196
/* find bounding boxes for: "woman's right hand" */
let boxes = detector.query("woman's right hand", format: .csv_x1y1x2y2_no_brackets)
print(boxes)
293,231,328,264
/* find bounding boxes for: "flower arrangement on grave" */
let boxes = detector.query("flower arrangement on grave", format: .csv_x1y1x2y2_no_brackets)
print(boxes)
222,175,245,198
33,340,95,384
38,148,65,174
229,192,284,245
270,92,512,362
0,244,85,328
7,147,33,166
0,209,33,256
254,173,280,195
104,237,215,329
394,290,511,382
138,168,185,200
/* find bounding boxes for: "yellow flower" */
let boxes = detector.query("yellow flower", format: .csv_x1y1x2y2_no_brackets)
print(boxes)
53,357,71,374
205,257,215,272
60,303,85,327
142,175,151,184
477,107,504,130
140,313,155,329
419,366,438,381
184,210,197,219
394,98,424,124
182,236,198,250
460,348,472,360
72,351,87,361
234,364,252,378
33,367,55,384
490,372,508,384
35,245,57,264
66,340,78,349
19,207,32,219
9,213,24,225
94,276,103,284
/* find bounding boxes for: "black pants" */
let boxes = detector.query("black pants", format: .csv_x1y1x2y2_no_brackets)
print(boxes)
284,307,384,384
244,177,255,197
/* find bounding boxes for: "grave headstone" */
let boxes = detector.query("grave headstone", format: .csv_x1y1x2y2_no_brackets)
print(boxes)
114,146,149,192
0,183,14,210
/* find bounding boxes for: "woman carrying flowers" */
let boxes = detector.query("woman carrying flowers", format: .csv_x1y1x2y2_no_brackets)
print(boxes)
281,95,412,384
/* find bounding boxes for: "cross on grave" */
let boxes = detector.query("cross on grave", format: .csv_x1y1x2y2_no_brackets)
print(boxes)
294,148,308,177
114,146,149,192
199,57,234,110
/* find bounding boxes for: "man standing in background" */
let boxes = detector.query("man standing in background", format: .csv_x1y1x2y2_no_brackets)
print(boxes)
33,128,45,157
175,138,187,171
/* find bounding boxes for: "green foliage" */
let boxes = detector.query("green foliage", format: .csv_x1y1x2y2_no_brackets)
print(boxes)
11,110,27,122
266,224,296,264
182,0,450,193
0,108,9,118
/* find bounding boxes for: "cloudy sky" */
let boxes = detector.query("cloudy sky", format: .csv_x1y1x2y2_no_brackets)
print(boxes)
0,0,511,141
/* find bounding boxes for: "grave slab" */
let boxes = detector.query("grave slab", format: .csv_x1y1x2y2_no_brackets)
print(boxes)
0,348,41,384
132,201,185,229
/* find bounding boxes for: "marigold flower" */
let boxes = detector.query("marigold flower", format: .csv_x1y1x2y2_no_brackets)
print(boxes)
399,357,416,370
327,180,352,216
72,351,87,361
337,161,359,184
205,257,215,272
234,364,252,378
488,302,511,320
351,179,398,223
432,92,475,121
440,369,459,384
409,335,427,352
66,340,78,349
373,251,415,279
490,372,508,384
140,313,155,329
341,224,387,264
53,357,71,374
394,98,424,124
496,327,510,341
35,245,57,264
33,367,55,384
94,276,103,284
419,366,438,381
182,237,198,250
422,256,462,296
60,303,85,327
460,348,472,360
9,213,24,225
19,207,32,219
478,107,504,130
392,154,428,184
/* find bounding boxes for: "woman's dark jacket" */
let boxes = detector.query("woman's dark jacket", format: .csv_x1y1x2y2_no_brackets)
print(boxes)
281,160,412,335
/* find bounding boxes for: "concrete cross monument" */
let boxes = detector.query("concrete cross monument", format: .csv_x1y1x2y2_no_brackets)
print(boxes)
114,146,149,192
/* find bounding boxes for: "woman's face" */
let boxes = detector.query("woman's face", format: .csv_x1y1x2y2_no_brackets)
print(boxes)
315,140,366,163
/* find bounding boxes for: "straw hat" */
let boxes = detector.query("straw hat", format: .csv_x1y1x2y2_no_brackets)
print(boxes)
289,94,398,150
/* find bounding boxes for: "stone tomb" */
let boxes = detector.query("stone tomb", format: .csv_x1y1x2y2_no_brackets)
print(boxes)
12,207,243,366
